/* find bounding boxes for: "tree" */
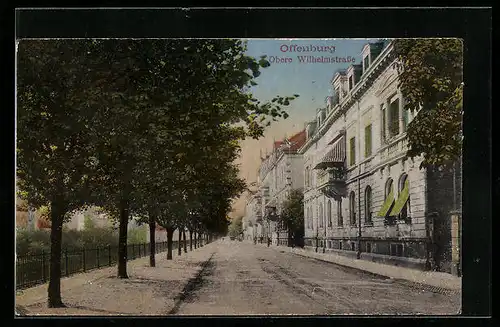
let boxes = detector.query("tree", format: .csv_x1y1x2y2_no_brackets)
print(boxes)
17,40,99,307
393,39,463,168
280,189,305,247
18,38,298,295
83,213,95,230
228,216,244,238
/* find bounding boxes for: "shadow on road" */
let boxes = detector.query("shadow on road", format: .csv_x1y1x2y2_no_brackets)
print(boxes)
167,253,216,315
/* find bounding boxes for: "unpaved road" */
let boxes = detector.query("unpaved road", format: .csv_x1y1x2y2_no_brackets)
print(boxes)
172,240,461,315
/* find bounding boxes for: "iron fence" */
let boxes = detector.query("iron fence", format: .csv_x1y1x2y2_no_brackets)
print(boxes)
15,239,195,290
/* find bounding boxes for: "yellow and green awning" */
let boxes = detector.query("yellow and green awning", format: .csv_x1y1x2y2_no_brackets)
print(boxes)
390,180,410,216
377,188,395,217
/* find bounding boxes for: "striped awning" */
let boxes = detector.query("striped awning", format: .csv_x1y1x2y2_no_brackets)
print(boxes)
313,136,346,170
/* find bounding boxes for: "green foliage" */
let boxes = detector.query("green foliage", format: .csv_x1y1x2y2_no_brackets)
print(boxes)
16,39,298,280
83,213,95,230
280,189,305,235
16,227,119,256
228,216,243,237
127,226,148,244
393,39,463,168
17,40,97,213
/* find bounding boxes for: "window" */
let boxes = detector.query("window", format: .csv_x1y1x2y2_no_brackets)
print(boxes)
334,88,340,103
385,178,394,198
365,124,372,157
399,173,410,222
305,167,310,187
389,98,400,137
365,186,372,224
337,200,343,226
384,178,396,225
363,55,370,72
366,242,372,253
381,104,387,143
327,200,332,227
349,76,353,90
349,137,356,166
390,243,403,257
349,191,356,225
402,106,409,132
319,203,324,228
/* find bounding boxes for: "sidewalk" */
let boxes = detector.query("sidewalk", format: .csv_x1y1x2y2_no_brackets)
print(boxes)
259,243,462,292
15,241,218,316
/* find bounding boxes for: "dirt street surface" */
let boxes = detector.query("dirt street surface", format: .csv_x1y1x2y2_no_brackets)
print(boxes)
172,240,461,315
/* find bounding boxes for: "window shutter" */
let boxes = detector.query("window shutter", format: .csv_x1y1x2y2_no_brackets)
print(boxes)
365,125,372,157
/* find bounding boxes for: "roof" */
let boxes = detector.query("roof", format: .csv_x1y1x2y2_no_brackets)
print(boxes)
287,129,307,151
273,141,283,149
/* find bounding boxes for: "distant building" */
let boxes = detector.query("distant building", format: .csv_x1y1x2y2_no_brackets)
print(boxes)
256,129,307,245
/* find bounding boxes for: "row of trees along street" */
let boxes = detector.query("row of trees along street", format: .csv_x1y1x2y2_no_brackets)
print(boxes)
16,39,299,308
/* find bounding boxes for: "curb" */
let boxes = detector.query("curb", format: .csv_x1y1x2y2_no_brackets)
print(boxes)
270,245,460,295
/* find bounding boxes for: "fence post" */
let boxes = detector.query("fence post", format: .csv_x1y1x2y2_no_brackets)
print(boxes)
65,249,69,277
108,245,111,266
41,250,46,282
97,247,100,268
82,248,86,272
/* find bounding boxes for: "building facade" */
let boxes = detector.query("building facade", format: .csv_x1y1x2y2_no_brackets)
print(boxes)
299,40,460,273
256,130,306,245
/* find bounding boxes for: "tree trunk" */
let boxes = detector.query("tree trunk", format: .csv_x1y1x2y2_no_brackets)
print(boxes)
194,232,197,249
166,227,174,260
177,229,182,256
183,230,187,253
189,230,193,251
148,213,156,267
47,200,66,308
117,198,129,279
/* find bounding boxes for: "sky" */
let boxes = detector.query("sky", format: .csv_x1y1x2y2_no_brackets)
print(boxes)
231,38,380,218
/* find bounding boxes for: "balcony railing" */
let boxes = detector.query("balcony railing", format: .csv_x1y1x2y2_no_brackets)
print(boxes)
379,135,408,163
317,168,347,198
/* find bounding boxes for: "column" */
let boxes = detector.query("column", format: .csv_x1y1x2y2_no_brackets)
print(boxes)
384,99,390,140
398,90,405,135
450,210,461,276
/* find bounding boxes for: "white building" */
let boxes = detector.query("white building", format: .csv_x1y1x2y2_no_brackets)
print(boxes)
257,130,307,245
243,192,260,241
299,40,460,273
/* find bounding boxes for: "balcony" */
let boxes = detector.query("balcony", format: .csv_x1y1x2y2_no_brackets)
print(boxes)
317,167,347,199
379,135,408,163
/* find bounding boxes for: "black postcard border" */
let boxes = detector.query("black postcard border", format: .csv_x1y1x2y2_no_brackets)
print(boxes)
3,6,492,323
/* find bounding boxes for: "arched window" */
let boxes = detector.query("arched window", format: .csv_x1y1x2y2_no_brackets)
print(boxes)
337,199,343,226
327,200,332,227
365,186,372,224
349,191,356,225
319,203,324,228
399,173,410,221
385,178,394,199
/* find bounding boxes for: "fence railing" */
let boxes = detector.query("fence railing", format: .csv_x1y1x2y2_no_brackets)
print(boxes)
16,237,210,290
